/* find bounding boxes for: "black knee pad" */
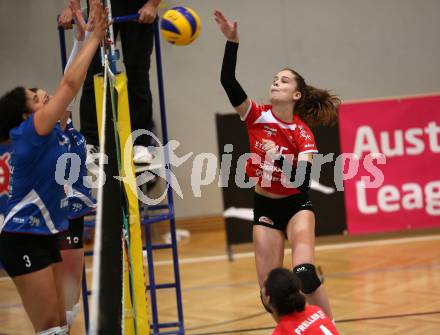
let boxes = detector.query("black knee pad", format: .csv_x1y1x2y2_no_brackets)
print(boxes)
260,290,273,314
293,263,322,294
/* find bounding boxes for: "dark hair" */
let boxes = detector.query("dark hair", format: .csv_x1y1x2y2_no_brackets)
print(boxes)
0,86,30,141
284,68,340,127
265,268,306,316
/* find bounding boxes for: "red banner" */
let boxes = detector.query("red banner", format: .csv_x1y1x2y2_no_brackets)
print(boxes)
339,95,440,234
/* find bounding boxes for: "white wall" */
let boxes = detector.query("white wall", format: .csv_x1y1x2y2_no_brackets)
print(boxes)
1,0,440,219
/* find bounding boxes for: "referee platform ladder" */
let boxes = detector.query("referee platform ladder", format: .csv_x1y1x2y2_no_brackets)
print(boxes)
57,14,185,335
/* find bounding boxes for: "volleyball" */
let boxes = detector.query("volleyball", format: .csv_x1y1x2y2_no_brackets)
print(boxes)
160,6,201,46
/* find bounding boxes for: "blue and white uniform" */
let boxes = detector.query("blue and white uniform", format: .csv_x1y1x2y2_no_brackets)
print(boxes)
1,115,70,234
64,119,96,219
0,143,12,227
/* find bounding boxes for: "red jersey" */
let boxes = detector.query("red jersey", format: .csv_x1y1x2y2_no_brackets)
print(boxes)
272,305,339,335
242,101,318,195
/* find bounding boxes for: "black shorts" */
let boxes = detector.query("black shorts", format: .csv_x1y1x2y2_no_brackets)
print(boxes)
253,192,314,232
0,232,62,277
58,216,84,250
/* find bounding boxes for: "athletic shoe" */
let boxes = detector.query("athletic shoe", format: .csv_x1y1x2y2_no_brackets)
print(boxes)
133,145,153,165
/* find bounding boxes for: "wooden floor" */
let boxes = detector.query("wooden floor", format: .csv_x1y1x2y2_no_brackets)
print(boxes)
1,227,440,334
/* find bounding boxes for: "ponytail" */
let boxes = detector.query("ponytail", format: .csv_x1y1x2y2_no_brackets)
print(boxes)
265,268,306,316
284,291,306,314
284,68,340,127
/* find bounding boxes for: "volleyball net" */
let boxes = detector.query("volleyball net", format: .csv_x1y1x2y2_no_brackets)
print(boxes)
89,7,149,335
57,2,186,333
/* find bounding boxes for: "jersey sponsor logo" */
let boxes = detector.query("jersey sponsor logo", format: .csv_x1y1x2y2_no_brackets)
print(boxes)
304,143,315,148
12,217,25,224
263,126,277,137
72,202,84,212
258,216,274,225
254,110,297,130
0,152,11,196
255,140,265,151
58,134,70,148
29,215,41,227
298,126,312,141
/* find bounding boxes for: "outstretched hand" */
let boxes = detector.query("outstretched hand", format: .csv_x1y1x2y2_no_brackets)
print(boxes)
69,0,86,41
88,0,109,41
58,3,74,29
213,9,239,43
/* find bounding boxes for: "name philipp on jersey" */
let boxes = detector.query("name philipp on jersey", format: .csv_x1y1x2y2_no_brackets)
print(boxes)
0,152,11,196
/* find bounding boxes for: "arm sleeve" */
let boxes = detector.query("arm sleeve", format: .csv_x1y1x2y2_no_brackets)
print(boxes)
220,41,248,107
65,40,84,73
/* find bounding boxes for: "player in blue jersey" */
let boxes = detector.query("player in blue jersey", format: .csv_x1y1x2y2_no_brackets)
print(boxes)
0,2,107,334
30,88,97,329
60,119,97,329
35,4,97,328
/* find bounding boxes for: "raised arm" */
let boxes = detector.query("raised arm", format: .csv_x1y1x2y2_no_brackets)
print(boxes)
60,0,91,129
34,0,107,136
214,10,250,118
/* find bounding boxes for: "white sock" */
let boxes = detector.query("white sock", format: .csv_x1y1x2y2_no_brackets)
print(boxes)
66,302,81,326
36,327,61,335
57,325,69,334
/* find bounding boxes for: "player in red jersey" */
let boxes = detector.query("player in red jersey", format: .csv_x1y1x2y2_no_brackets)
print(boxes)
214,10,340,319
263,268,339,335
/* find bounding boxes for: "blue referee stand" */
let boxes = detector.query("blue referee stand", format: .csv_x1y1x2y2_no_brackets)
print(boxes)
57,14,185,335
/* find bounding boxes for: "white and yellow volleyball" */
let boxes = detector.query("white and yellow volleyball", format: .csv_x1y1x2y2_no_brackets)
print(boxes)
160,6,201,46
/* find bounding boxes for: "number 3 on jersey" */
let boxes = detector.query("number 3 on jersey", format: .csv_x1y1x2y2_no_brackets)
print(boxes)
23,255,32,268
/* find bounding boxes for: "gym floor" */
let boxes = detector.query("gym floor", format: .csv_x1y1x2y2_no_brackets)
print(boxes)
1,224,440,334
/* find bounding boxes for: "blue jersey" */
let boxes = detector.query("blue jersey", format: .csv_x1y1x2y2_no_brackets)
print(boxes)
2,115,69,234
65,120,96,219
0,143,12,229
